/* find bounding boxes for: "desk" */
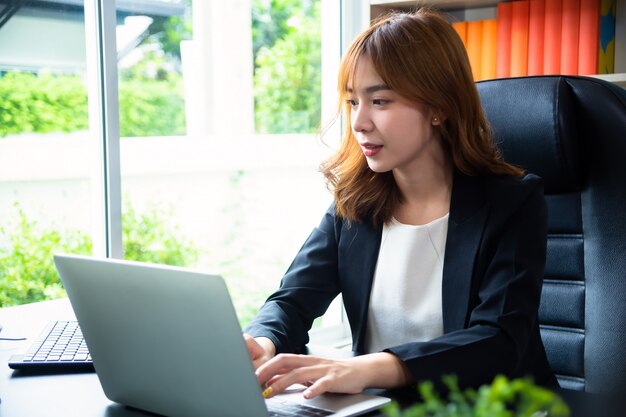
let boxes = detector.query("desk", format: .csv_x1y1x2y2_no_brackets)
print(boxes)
0,300,623,417
0,299,388,417
0,299,145,417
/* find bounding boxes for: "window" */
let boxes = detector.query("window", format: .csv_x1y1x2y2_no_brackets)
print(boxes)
1,0,343,333
0,1,93,306
116,0,334,328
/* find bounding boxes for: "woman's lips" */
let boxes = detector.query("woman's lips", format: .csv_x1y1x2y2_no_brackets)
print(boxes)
361,143,383,157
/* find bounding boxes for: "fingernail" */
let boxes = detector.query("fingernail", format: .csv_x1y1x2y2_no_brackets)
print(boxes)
262,386,273,398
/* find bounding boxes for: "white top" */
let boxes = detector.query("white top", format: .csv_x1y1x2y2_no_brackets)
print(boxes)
364,213,449,353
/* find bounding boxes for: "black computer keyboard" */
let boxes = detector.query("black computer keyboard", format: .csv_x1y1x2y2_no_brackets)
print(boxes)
8,320,94,372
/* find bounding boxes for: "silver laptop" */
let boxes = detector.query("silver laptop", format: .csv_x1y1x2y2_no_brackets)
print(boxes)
54,254,390,417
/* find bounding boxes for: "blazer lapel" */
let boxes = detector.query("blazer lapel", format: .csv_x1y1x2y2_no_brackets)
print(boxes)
442,171,490,333
339,221,382,352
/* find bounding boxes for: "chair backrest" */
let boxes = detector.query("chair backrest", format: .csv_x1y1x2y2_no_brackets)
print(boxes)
476,76,626,394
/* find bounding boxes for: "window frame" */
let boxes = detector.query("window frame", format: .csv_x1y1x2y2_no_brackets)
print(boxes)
86,0,351,343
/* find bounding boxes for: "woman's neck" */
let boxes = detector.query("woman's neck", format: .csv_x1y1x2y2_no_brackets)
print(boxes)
392,158,453,226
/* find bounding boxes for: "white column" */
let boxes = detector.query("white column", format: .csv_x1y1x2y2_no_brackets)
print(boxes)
184,0,254,138
321,0,342,148
84,0,123,259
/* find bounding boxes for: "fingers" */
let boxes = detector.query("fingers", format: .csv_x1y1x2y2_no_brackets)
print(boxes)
303,376,333,399
243,334,275,370
257,355,365,400
257,354,329,398
256,354,325,386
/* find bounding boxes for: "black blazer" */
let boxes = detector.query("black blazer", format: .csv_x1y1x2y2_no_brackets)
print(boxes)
245,171,557,388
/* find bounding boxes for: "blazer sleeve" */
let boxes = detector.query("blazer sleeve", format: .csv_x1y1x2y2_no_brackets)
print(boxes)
244,204,342,353
385,178,548,388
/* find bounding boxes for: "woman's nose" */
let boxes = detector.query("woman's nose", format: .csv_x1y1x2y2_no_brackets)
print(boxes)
352,106,372,133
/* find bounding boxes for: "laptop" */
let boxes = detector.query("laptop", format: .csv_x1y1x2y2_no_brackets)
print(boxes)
53,254,391,417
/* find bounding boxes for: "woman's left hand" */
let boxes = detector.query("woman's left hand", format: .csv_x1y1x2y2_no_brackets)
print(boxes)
255,352,413,399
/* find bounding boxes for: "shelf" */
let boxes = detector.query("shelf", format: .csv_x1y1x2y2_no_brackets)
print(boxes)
369,0,625,88
590,73,626,89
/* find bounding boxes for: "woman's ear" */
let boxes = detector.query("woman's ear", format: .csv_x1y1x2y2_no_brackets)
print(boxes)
431,111,447,126
431,116,441,125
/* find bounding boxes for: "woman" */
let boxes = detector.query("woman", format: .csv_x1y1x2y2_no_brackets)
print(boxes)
244,9,556,399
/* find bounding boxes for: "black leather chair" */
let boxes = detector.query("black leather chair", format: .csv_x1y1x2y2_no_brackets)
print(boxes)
476,76,626,394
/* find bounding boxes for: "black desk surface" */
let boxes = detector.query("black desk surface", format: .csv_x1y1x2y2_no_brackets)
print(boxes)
0,299,130,417
1,299,623,417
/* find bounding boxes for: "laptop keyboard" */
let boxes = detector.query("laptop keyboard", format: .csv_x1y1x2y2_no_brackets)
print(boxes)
267,397,333,417
8,320,94,371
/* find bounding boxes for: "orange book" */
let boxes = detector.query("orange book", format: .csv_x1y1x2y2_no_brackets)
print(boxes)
481,20,498,80
561,0,581,74
452,21,468,48
544,0,562,74
496,2,513,78
528,0,546,75
511,1,530,77
578,0,600,74
466,20,483,80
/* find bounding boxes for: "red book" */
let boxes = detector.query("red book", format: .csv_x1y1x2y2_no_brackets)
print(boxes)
496,2,513,78
452,21,468,48
511,1,530,77
544,0,563,74
578,0,600,74
528,0,546,75
467,20,483,80
561,0,581,74
481,20,498,80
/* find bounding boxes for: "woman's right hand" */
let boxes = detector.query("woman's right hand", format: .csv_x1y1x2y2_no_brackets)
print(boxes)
243,333,276,370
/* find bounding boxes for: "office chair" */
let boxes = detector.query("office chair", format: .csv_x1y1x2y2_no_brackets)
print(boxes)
476,76,626,394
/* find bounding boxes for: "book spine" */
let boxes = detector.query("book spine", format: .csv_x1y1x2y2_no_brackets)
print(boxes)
598,0,617,74
497,2,513,78
467,20,484,80
561,0,581,75
578,0,600,75
544,0,563,74
511,0,530,77
528,0,546,75
452,21,468,48
615,0,625,72
481,19,498,80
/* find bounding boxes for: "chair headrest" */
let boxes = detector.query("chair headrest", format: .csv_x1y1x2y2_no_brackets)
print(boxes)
477,77,582,194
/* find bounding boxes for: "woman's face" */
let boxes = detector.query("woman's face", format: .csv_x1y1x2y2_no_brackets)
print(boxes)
348,56,445,176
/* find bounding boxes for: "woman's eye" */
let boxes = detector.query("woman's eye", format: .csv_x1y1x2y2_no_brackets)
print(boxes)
373,99,390,106
346,99,358,107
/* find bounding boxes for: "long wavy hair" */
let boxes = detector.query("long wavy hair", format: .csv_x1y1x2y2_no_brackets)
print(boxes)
320,9,523,229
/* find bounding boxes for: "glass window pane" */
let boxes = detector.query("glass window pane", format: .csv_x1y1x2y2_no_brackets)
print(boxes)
115,0,334,328
0,2,93,306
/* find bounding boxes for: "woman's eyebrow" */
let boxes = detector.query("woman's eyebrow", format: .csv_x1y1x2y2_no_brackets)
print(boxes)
347,83,392,94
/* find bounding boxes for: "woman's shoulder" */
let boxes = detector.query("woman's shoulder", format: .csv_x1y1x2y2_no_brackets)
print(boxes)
486,172,543,190
482,172,545,210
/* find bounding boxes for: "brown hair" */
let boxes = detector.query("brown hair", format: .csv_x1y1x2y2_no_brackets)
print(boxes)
320,9,523,228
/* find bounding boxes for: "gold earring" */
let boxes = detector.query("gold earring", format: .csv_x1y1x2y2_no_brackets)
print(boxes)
432,117,439,123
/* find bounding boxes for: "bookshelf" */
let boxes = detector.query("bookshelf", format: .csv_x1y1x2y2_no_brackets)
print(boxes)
368,0,626,88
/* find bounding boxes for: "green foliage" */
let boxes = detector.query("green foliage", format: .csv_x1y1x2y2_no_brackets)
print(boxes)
0,207,91,306
252,0,308,63
122,201,198,266
0,72,89,137
149,14,193,60
253,1,321,134
383,375,570,417
0,203,198,307
118,76,186,137
0,71,185,138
